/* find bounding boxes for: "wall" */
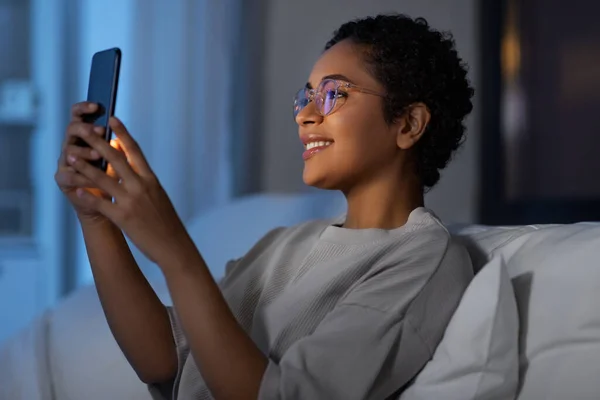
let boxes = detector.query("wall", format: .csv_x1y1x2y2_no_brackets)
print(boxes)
260,0,480,224
66,0,480,287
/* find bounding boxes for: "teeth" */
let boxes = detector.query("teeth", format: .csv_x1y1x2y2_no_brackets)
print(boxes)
306,141,333,150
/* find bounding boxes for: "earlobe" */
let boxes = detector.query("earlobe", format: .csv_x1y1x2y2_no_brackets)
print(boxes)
396,103,431,150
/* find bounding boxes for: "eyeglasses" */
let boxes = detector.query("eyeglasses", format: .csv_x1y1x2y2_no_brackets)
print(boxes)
293,79,386,118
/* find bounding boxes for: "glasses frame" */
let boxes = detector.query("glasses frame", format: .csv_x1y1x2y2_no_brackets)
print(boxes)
293,78,386,118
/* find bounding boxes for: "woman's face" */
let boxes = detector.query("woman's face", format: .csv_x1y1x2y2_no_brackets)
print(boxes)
296,40,400,192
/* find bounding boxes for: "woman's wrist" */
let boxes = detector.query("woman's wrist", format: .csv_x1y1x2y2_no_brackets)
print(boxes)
77,212,113,227
160,235,209,278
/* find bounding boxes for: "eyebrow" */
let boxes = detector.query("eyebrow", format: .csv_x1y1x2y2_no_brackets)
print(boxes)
305,74,356,89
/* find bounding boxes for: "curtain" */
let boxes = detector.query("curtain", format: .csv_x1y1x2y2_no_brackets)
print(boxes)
74,0,243,284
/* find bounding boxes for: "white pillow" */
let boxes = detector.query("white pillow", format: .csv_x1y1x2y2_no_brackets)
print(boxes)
400,256,519,400
0,311,53,400
47,280,171,400
497,223,600,399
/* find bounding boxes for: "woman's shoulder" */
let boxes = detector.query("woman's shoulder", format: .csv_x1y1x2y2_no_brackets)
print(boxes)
413,208,473,268
221,217,338,280
405,207,473,271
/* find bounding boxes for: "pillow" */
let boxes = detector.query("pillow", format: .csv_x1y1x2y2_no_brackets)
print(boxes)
454,223,600,398
495,223,600,399
47,280,171,400
0,311,53,400
400,256,519,400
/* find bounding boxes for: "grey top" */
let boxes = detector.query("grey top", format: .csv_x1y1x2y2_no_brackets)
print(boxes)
149,208,473,399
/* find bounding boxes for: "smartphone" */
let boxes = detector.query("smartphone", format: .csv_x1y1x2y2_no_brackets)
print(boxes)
79,47,121,171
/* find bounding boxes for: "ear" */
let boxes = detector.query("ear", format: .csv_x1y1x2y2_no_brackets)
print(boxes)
395,103,431,150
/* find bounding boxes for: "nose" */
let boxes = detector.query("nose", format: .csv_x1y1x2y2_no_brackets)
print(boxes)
295,101,323,126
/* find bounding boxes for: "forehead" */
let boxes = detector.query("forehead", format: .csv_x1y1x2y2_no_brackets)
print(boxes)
307,40,378,88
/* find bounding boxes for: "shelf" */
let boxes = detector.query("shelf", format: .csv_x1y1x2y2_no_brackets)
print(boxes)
0,113,36,127
0,235,37,257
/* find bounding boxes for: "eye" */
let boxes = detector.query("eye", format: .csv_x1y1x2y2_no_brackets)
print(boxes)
324,89,337,100
320,80,341,99
324,89,349,101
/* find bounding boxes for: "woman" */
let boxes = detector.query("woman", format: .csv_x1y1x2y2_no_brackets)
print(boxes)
54,14,475,400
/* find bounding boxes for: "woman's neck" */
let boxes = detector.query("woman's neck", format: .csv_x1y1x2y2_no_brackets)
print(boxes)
341,175,424,230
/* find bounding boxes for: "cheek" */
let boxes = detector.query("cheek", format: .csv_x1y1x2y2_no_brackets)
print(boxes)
302,108,394,189
328,105,392,160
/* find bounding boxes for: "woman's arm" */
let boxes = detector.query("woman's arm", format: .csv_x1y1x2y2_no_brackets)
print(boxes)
159,246,426,400
156,234,471,400
160,247,268,400
66,117,267,396
81,217,177,384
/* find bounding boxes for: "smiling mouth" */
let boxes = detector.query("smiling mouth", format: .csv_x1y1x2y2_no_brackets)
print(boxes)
303,141,333,160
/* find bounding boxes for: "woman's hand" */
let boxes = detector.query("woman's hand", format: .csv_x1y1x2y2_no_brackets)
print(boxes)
65,116,194,267
55,102,117,223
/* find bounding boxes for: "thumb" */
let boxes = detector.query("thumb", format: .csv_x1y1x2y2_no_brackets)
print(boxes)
109,137,141,175
106,138,125,178
110,138,123,152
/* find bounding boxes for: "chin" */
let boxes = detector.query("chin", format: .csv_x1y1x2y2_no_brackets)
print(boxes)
302,167,343,191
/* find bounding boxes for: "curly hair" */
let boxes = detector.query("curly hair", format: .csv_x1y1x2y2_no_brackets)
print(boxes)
325,14,474,189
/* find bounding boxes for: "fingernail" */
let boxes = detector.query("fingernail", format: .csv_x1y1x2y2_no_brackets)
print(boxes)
94,126,104,134
88,103,97,110
90,150,100,158
67,155,76,164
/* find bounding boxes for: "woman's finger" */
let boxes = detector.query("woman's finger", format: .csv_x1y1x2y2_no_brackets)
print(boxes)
63,120,102,149
65,121,104,142
67,154,126,198
58,121,105,166
71,102,98,122
75,187,118,220
110,138,122,151
79,128,140,183
106,139,122,178
109,117,153,178
54,167,97,189
63,144,102,161
58,102,100,168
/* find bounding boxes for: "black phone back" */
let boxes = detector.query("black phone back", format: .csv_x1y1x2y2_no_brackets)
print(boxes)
81,47,121,171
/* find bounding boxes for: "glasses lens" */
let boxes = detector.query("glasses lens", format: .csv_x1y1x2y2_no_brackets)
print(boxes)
319,80,338,115
293,88,309,118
